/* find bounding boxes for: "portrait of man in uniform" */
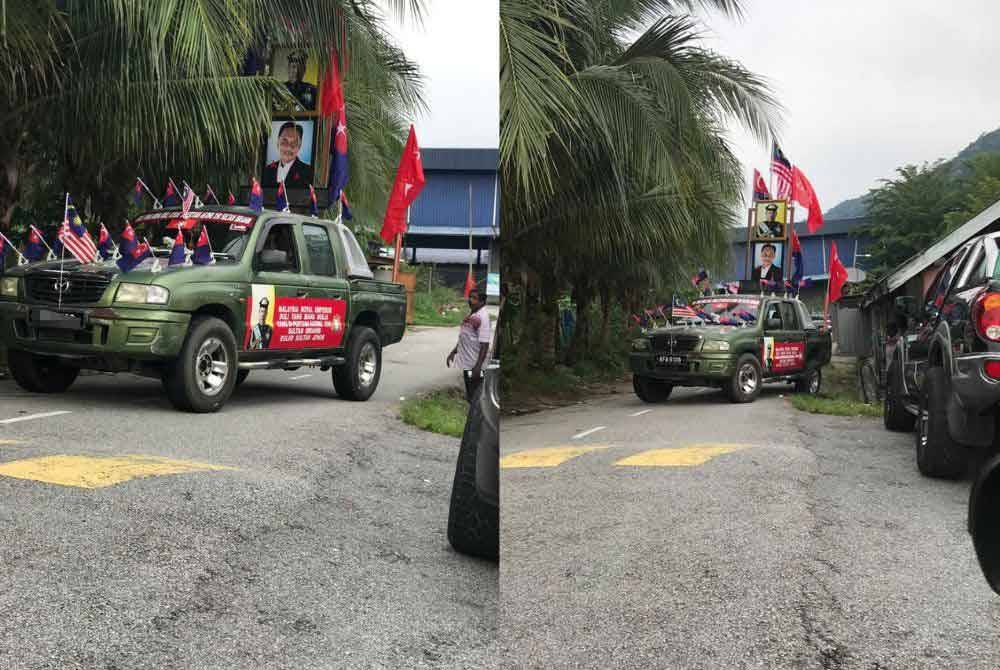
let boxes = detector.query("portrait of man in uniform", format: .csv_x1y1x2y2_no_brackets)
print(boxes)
754,201,786,239
262,120,315,188
249,296,273,350
272,49,318,112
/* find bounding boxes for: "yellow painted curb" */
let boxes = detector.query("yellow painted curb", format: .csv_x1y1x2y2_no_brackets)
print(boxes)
0,454,237,489
614,443,749,467
501,445,609,469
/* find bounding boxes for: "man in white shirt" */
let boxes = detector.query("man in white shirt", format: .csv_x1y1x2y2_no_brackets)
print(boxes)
447,287,492,401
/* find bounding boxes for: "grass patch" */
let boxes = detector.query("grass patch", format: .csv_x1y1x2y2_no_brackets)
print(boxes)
413,287,466,327
791,393,882,417
400,389,468,438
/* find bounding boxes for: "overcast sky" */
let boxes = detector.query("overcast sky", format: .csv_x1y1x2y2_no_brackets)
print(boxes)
385,0,498,149
700,0,1000,213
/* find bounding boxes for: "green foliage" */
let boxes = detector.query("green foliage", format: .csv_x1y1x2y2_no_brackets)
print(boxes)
399,389,468,438
790,394,882,418
861,152,1000,278
413,287,466,327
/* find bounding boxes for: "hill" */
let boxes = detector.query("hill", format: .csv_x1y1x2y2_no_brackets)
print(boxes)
824,126,1000,219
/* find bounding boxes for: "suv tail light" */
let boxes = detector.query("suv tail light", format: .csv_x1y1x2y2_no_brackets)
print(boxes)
974,291,1000,342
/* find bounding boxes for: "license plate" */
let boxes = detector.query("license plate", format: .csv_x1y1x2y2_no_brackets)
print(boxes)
36,309,82,330
656,355,685,366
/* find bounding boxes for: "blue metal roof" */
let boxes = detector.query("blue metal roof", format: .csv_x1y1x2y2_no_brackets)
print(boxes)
421,148,498,173
409,172,499,234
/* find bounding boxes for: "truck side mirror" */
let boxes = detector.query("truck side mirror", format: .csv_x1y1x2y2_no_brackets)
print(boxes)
765,318,782,331
258,249,290,272
969,454,1000,594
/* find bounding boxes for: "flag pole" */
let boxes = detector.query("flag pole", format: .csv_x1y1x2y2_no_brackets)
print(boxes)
29,225,56,257
392,206,409,283
0,231,28,264
136,177,162,208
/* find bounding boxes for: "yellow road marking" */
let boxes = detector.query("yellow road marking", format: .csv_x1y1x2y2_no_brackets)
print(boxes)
0,454,237,489
615,443,749,467
501,445,609,469
0,440,23,445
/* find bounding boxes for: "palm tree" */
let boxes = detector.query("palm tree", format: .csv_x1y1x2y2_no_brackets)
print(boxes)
500,0,782,367
0,0,425,232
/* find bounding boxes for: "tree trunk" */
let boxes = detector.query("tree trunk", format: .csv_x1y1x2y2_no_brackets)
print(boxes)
599,283,612,346
567,278,592,364
537,277,558,369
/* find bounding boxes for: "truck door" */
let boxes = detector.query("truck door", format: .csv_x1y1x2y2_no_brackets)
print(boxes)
300,222,350,352
760,300,805,377
246,220,313,355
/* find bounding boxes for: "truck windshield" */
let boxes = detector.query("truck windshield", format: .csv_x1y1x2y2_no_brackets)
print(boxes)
130,212,257,263
689,297,761,326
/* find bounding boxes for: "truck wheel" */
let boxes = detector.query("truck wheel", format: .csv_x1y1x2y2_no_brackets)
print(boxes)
632,375,672,403
727,354,762,403
915,367,966,479
6,350,79,393
333,326,381,401
447,383,499,561
235,369,250,387
884,359,915,432
794,367,822,394
163,316,238,413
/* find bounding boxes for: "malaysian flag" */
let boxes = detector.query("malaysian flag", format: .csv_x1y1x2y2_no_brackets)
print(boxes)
771,143,793,199
672,294,697,319
58,196,99,263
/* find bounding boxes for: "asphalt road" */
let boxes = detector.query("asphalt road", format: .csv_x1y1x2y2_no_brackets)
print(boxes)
501,384,1000,669
0,325,497,670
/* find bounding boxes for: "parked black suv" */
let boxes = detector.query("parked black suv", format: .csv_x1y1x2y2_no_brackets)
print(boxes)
884,232,1000,478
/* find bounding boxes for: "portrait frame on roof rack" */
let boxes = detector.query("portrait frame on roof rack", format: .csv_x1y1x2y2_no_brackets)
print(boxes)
752,199,788,241
270,47,321,115
261,118,317,188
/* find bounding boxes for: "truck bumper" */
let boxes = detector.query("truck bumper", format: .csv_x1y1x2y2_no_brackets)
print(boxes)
0,301,190,366
953,354,1000,414
629,351,735,385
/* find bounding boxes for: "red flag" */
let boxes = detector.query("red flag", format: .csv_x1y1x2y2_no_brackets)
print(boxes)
828,241,848,303
320,50,343,118
227,191,236,206
463,269,475,298
752,169,771,201
791,166,824,233
380,125,426,244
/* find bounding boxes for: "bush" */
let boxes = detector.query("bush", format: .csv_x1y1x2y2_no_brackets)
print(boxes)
400,389,469,437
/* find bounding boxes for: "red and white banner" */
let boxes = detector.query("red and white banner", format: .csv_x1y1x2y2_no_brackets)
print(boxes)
765,340,805,373
245,284,347,351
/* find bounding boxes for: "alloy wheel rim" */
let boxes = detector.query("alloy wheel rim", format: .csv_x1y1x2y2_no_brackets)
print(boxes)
739,364,757,395
809,372,820,394
195,337,228,396
919,409,929,447
358,343,377,387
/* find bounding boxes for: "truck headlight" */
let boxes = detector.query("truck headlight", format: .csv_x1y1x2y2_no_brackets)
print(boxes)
0,277,19,298
702,340,730,352
632,338,650,351
115,283,170,305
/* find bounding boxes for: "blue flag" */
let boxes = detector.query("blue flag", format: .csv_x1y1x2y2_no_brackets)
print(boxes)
193,227,213,265
168,230,187,267
24,227,46,261
117,241,151,273
340,193,353,221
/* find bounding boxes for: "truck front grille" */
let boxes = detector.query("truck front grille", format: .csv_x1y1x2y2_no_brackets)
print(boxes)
650,334,700,353
25,272,112,305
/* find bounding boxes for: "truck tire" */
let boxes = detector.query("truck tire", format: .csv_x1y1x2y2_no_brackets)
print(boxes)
447,384,499,561
6,350,79,393
794,367,822,394
633,375,672,403
915,366,966,479
333,326,381,401
884,359,915,432
235,369,250,387
163,316,238,413
727,354,762,403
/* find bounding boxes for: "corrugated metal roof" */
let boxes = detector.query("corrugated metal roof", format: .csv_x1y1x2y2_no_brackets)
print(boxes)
409,172,499,234
422,148,498,172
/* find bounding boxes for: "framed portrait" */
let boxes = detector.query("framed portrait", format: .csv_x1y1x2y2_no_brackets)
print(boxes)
262,119,316,188
752,242,784,283
753,200,787,240
271,47,320,114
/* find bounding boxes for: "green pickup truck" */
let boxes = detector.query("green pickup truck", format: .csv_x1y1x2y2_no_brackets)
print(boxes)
0,207,406,412
629,295,831,403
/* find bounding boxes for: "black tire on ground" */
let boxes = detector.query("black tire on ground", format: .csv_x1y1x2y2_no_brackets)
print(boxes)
6,349,79,393
794,367,822,394
235,369,250,387
447,383,499,561
859,358,880,404
332,326,381,401
727,353,762,403
632,375,673,403
915,366,966,479
884,359,915,432
162,316,238,413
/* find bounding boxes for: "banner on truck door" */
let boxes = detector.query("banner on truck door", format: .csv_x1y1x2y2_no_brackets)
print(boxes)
245,284,347,351
762,337,805,373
